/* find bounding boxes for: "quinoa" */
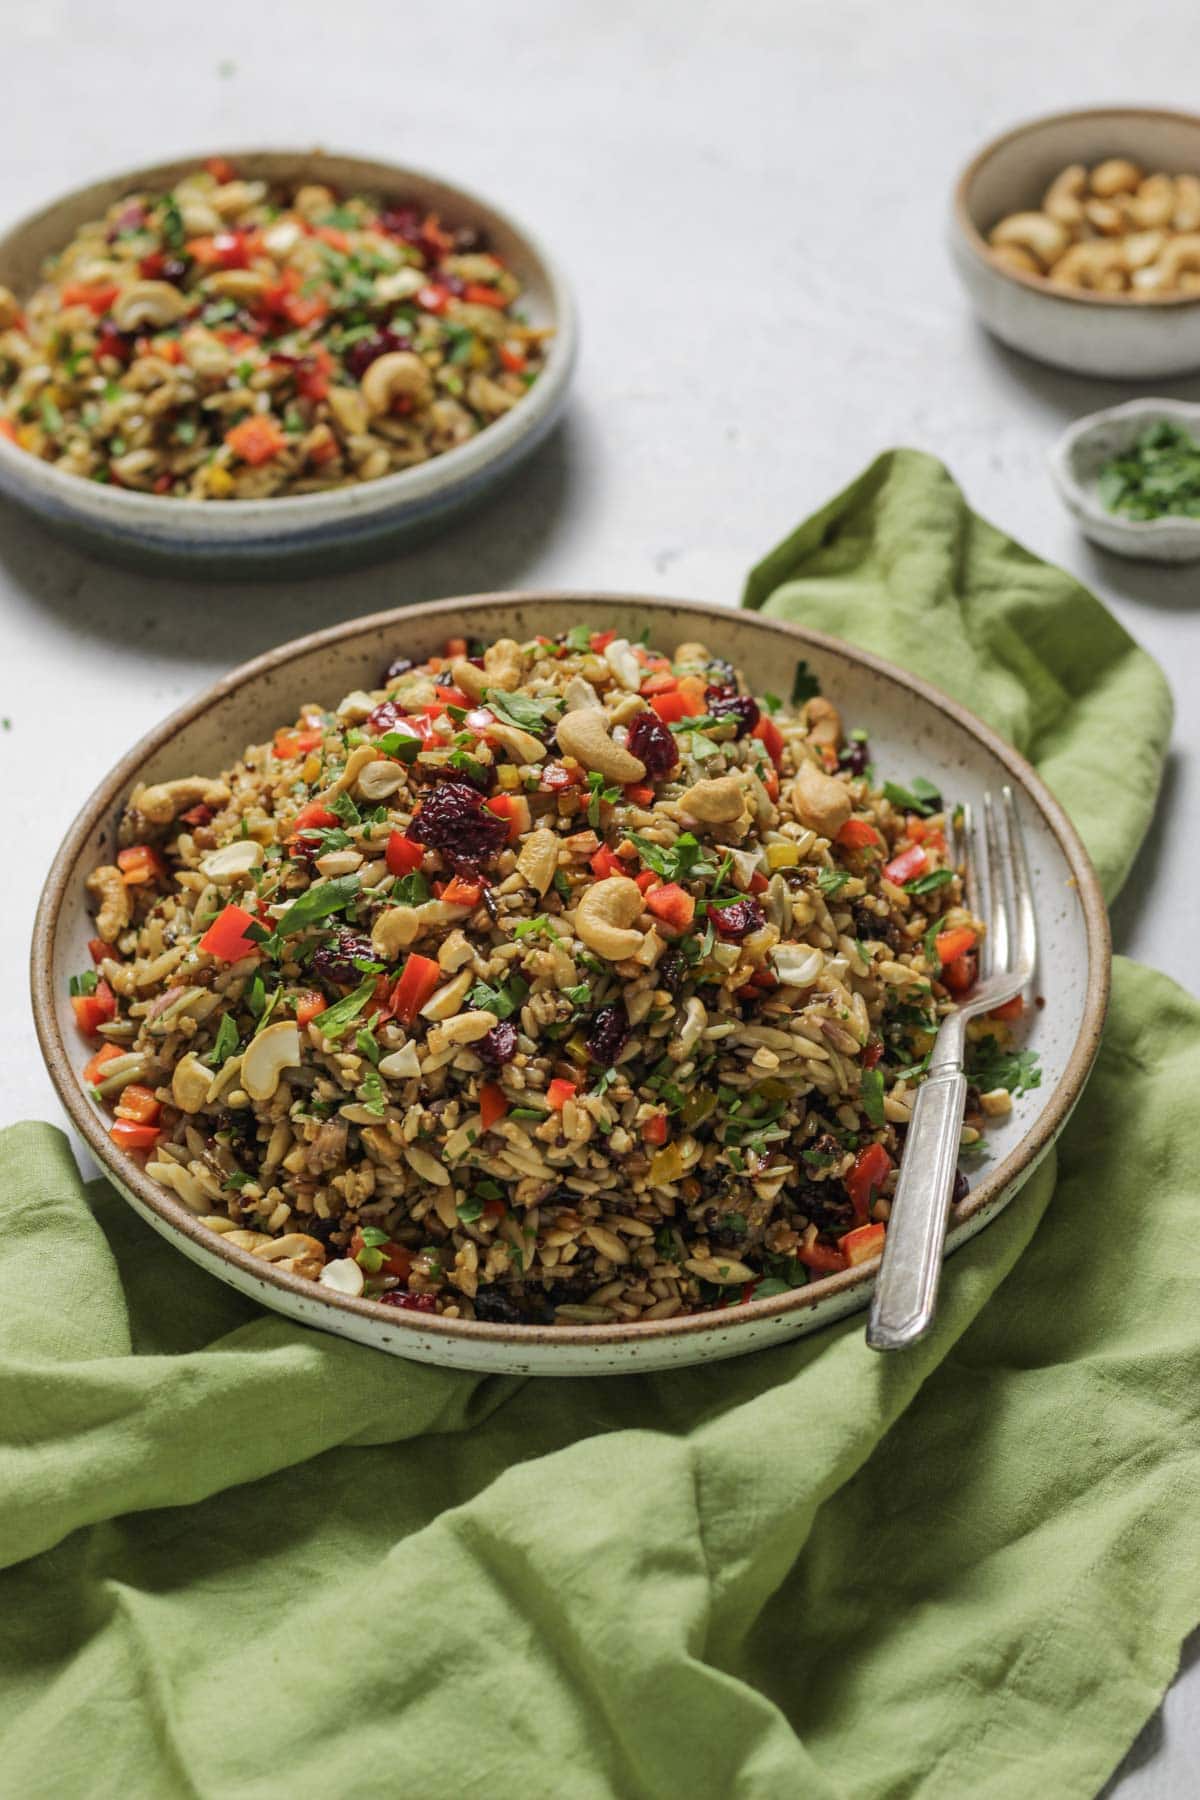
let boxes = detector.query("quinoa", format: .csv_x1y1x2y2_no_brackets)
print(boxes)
0,157,546,498
73,625,1029,1327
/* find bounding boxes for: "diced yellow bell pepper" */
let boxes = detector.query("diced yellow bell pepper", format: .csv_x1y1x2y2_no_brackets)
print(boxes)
649,1143,685,1184
206,465,234,497
496,763,521,791
564,1032,590,1067
766,842,800,870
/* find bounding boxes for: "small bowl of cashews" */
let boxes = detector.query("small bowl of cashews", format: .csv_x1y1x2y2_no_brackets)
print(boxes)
951,106,1200,378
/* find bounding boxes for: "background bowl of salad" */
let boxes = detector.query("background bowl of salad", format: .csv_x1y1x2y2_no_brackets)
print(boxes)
0,150,576,572
1049,397,1200,562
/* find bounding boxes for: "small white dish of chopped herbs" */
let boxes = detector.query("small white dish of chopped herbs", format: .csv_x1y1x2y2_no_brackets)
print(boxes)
1049,397,1200,562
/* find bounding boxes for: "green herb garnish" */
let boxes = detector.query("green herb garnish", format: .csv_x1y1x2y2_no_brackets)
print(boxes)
905,867,956,896
312,975,376,1039
861,1067,886,1128
1097,420,1200,521
966,1037,1042,1096
883,777,942,817
277,875,361,935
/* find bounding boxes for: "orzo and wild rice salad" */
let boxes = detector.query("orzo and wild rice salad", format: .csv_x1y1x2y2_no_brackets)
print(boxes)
73,627,1039,1327
0,157,546,498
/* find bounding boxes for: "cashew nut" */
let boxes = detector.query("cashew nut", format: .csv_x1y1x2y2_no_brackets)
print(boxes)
1129,173,1176,230
673,640,711,665
562,674,602,711
253,1233,326,1280
171,1051,213,1114
1122,230,1168,272
201,270,269,302
484,720,547,764
371,898,470,961
789,762,851,839
315,742,378,802
1047,242,1127,293
419,968,473,1021
356,759,408,800
803,696,842,748
603,637,642,691
0,285,18,330
575,876,644,961
483,636,524,689
989,243,1040,277
1042,163,1087,227
360,351,434,418
516,827,559,896
326,384,370,436
86,864,131,942
450,657,487,702
378,1042,422,1080
677,775,746,826
132,775,231,825
110,280,191,332
1175,174,1200,233
1082,198,1127,237
200,840,263,883
319,1258,365,1296
555,709,646,783
989,212,1068,270
1091,158,1141,198
241,1020,303,1101
1157,234,1200,285
426,1009,496,1054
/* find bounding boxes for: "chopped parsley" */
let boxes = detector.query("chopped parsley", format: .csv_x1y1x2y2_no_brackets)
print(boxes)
883,777,942,818
373,729,422,763
860,1067,886,1128
966,1037,1042,1096
314,976,377,1040
277,875,361,935
905,867,956,896
485,688,559,733
393,871,430,906
206,1013,239,1068
817,868,852,897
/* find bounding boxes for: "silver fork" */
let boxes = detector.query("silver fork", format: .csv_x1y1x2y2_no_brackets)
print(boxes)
866,786,1037,1352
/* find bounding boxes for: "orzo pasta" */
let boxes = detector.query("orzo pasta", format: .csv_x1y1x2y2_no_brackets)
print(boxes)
73,627,1037,1326
0,157,547,498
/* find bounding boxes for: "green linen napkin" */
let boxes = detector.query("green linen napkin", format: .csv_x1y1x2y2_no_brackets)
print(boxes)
3,450,1196,1800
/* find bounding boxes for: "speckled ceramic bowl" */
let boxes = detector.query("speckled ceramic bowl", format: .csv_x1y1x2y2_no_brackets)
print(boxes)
30,596,1110,1376
0,150,576,573
951,107,1200,378
1049,397,1200,562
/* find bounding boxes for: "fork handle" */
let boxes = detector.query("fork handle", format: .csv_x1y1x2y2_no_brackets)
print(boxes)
866,1064,967,1352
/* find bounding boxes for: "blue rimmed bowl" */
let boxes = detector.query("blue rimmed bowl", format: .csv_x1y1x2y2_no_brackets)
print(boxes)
0,149,576,574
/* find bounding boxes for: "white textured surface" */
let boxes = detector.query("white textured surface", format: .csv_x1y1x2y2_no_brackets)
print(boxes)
0,0,1196,1790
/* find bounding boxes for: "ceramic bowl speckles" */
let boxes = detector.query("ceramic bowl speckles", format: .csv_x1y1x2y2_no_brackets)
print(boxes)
30,596,1111,1376
950,107,1200,379
0,151,576,574
1049,397,1200,563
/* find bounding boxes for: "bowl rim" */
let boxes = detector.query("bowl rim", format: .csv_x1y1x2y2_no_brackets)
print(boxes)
1048,396,1200,538
954,105,1200,311
0,145,577,533
30,592,1112,1350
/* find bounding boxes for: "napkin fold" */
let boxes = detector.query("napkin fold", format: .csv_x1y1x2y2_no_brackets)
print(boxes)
2,450,1195,1800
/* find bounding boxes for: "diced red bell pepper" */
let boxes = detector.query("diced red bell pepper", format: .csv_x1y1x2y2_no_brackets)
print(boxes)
644,882,695,932
87,936,112,964
837,818,884,851
294,348,333,401
226,416,288,466
540,762,583,792
83,1042,124,1085
845,1142,893,1223
205,155,238,184
883,845,928,886
179,804,213,828
417,284,450,314
114,1083,161,1125
198,903,260,963
935,927,976,966
634,868,658,893
498,344,526,373
290,801,338,843
117,844,167,885
0,418,16,443
590,845,630,880
623,783,656,806
752,713,786,769
186,230,251,270
61,281,119,315
862,1037,883,1069
482,1197,507,1221
796,1240,848,1274
649,689,692,725
380,1242,414,1281
385,831,425,878
589,630,617,652
109,1119,161,1152
989,994,1025,1022
639,672,678,697
479,1082,509,1132
547,1078,577,1111
71,984,115,1035
274,726,325,760
463,282,508,309
642,1113,669,1146
841,1221,887,1266
313,225,351,253
942,952,977,994
439,875,484,907
392,953,442,1024
295,991,327,1027
443,636,469,657
485,793,530,843
749,870,770,895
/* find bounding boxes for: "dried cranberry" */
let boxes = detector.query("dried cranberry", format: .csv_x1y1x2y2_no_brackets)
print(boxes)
312,928,378,987
161,256,191,287
839,738,870,779
383,655,414,682
626,711,679,777
380,1291,438,1312
409,782,508,862
472,1288,525,1325
452,224,486,253
378,206,423,242
587,1003,629,1065
344,327,412,380
706,691,760,737
479,1019,518,1065
367,699,409,735
95,324,134,365
712,897,765,939
437,756,494,795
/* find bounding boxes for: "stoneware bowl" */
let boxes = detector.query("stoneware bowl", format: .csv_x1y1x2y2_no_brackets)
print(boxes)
1049,396,1200,562
0,150,576,573
950,106,1200,378
31,595,1110,1377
